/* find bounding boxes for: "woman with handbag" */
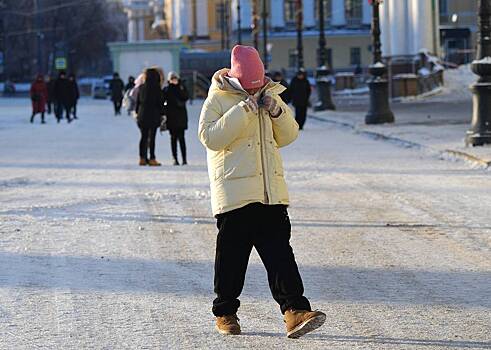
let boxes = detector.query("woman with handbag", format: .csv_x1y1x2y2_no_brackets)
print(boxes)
163,71,189,165
135,68,165,166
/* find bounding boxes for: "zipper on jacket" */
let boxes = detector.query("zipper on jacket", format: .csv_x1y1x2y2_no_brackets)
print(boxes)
258,110,271,204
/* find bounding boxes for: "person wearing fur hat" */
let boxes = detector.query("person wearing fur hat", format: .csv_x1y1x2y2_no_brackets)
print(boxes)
199,45,326,338
163,71,189,165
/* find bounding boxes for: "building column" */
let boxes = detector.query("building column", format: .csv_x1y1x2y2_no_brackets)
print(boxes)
380,0,391,57
128,13,138,42
303,0,315,28
362,0,371,25
388,0,409,56
410,0,435,54
196,0,208,36
331,0,346,27
138,15,145,41
270,0,284,29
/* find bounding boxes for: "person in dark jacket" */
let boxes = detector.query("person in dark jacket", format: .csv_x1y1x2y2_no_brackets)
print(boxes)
289,70,311,130
46,75,55,115
54,71,73,123
30,74,48,124
110,72,125,115
163,71,189,165
125,76,135,92
135,68,165,166
67,73,80,120
272,71,291,104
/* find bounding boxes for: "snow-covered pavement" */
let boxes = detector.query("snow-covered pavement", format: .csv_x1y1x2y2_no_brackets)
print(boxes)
0,98,490,349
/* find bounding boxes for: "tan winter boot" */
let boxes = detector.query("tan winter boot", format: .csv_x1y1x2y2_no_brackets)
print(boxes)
284,309,326,339
148,159,161,166
139,158,147,166
215,314,241,335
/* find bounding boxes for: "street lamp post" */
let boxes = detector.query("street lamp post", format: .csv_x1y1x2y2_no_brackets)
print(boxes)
466,0,491,146
262,0,269,70
295,0,304,70
252,0,259,49
315,0,336,111
365,0,394,125
237,0,242,45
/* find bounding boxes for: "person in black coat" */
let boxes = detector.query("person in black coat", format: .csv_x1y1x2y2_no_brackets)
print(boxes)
125,76,135,92
46,75,55,115
135,68,165,166
67,73,80,120
289,70,311,130
53,71,73,123
110,72,125,115
272,71,291,104
163,71,189,165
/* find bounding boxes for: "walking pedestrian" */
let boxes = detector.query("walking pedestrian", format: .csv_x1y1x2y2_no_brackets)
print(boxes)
125,76,135,92
46,75,55,115
135,68,165,166
198,45,326,338
289,70,311,130
54,71,72,123
163,71,189,166
29,74,48,124
272,71,291,104
110,72,125,115
68,74,80,120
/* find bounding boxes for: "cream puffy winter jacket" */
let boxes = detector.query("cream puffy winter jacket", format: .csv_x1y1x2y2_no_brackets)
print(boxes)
199,69,299,216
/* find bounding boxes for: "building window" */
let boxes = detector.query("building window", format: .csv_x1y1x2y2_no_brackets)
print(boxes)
346,0,362,26
314,0,332,26
215,3,230,30
284,0,296,25
350,47,361,66
439,0,448,15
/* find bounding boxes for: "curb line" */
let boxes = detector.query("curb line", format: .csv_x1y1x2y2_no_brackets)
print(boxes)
309,114,491,169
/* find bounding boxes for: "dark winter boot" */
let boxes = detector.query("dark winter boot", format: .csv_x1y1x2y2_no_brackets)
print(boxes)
216,314,241,335
30,114,34,123
284,309,326,339
173,159,180,166
41,113,46,124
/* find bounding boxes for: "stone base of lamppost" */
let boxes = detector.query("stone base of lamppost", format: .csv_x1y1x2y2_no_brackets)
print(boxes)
466,82,491,146
314,66,336,111
365,78,394,125
314,81,336,111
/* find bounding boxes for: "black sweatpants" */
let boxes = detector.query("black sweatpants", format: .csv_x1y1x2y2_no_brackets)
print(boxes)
169,129,187,163
55,102,71,122
295,105,308,130
213,203,311,316
139,126,158,160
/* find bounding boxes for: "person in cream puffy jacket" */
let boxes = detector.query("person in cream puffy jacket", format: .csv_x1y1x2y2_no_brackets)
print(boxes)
199,45,325,339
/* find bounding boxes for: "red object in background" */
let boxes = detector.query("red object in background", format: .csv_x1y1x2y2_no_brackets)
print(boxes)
30,77,48,114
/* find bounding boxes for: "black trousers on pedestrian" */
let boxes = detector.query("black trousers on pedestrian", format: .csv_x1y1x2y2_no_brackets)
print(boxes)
113,99,123,115
295,105,308,130
55,102,71,122
139,126,158,160
169,129,187,162
212,203,311,317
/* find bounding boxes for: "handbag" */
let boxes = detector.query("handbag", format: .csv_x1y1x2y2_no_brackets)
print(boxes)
160,115,168,133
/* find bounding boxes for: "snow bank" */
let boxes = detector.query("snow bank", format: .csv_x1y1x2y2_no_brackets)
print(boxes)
439,64,475,100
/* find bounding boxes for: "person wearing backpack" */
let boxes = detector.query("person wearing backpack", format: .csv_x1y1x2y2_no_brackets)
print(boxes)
135,68,165,166
30,74,48,124
163,72,189,165
198,45,326,338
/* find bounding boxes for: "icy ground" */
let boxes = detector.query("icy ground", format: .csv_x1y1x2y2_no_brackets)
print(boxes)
0,98,490,349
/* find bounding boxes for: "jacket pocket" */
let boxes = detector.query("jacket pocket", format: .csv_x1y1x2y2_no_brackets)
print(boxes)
223,138,258,180
272,140,285,176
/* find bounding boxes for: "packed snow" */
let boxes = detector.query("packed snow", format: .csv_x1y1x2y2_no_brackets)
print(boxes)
0,97,490,349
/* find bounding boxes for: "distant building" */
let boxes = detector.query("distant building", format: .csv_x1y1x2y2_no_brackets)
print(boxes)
439,0,477,64
122,0,374,73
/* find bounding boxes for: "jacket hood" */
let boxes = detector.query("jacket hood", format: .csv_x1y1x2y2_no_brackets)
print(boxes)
210,68,286,97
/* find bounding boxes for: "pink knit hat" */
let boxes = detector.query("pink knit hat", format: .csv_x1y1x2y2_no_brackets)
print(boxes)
229,45,265,89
